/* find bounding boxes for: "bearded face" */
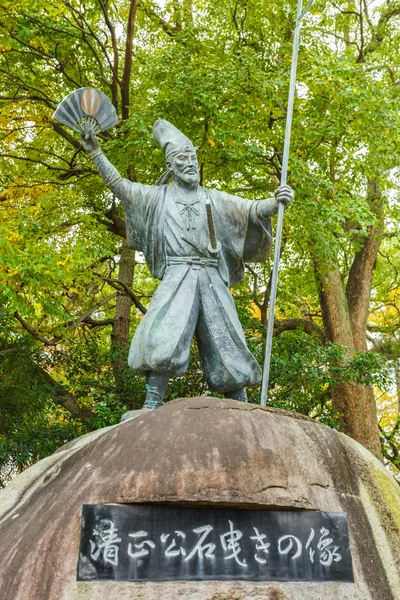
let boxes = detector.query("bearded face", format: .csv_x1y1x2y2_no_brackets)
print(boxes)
167,151,199,185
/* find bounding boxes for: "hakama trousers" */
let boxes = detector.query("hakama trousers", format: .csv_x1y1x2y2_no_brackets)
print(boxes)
128,263,261,392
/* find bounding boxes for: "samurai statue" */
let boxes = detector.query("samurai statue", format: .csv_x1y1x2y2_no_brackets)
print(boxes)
81,119,293,409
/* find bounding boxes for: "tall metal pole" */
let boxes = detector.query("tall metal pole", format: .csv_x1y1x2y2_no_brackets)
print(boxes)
260,0,314,407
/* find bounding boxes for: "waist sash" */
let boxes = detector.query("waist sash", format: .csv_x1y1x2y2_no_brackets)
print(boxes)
166,256,219,269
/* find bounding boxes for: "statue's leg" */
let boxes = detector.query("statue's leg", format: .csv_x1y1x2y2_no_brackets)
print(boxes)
224,388,248,403
196,268,261,395
128,265,200,380
142,372,169,410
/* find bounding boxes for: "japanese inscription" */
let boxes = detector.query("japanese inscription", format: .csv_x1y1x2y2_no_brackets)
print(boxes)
77,504,353,582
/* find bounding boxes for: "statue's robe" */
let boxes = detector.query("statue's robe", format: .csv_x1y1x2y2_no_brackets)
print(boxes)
116,181,272,392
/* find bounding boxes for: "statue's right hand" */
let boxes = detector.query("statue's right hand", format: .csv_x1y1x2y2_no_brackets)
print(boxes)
80,131,99,155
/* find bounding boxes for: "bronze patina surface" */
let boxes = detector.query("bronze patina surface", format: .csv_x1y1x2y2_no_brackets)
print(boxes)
81,119,293,408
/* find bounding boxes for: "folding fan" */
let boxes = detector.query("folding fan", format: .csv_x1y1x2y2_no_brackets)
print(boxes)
52,88,118,135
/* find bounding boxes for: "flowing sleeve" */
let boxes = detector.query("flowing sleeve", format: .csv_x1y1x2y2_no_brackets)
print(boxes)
244,199,274,262
212,190,273,261
209,190,273,286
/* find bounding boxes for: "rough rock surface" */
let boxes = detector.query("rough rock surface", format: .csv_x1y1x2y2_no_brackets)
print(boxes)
0,396,399,600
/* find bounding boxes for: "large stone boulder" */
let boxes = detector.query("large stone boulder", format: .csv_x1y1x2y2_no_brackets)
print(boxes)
0,397,399,600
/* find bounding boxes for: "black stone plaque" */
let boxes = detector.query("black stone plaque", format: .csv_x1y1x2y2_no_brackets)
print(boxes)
77,504,353,582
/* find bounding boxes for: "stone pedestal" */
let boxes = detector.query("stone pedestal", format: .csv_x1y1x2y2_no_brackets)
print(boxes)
0,397,399,599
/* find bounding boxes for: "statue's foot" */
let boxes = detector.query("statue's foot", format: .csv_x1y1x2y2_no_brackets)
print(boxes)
224,388,248,402
143,380,166,411
142,399,164,410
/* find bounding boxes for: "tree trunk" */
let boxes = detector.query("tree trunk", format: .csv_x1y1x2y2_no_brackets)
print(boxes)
111,241,135,404
346,181,383,352
108,0,138,401
329,384,381,456
315,266,354,349
313,243,382,458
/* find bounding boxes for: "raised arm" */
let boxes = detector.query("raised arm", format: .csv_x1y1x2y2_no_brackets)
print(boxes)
81,132,137,202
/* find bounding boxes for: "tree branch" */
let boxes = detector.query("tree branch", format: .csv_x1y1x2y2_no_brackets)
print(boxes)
98,0,121,108
0,70,56,109
273,318,326,340
83,316,115,327
14,293,118,345
121,0,139,119
245,264,262,310
52,122,82,150
14,312,61,346
93,272,147,314
37,366,93,416
0,346,22,356
62,4,119,88
102,205,127,238
141,4,182,36
360,2,400,60
0,153,74,173
65,293,118,330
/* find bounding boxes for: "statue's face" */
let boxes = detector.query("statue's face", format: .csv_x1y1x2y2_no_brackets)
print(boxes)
168,151,199,185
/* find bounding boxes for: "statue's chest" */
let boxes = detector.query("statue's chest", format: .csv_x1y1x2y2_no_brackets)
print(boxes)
164,189,211,257
166,189,208,232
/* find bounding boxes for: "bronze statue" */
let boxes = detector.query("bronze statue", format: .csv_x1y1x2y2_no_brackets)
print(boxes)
81,119,293,409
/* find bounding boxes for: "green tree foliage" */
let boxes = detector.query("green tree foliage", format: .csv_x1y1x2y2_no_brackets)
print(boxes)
1,0,400,484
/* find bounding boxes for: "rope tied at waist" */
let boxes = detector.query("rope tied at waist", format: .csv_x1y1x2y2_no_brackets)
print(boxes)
167,256,219,269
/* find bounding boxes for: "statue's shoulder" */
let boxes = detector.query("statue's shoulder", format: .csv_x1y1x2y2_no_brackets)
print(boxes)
203,187,223,200
134,182,163,201
138,183,171,208
206,187,242,204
